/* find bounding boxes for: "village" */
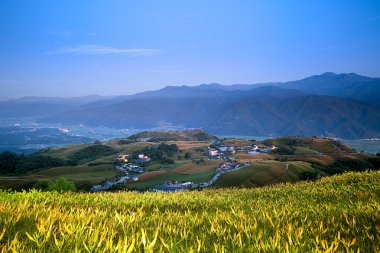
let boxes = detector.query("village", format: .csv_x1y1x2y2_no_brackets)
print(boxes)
92,142,277,192
91,153,150,191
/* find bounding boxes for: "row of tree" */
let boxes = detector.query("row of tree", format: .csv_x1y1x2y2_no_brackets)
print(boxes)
0,151,66,175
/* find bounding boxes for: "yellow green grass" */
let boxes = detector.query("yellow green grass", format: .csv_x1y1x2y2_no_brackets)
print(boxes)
0,171,379,252
294,146,321,155
32,164,119,184
214,161,316,187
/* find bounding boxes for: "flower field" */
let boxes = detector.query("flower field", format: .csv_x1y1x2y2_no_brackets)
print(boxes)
0,171,379,252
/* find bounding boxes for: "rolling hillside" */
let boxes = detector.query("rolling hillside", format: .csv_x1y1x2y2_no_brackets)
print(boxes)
1,131,379,192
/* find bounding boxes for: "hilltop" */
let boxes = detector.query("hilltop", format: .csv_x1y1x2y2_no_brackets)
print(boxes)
128,129,217,142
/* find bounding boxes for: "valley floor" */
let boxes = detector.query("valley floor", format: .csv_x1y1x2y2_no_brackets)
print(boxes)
0,170,379,252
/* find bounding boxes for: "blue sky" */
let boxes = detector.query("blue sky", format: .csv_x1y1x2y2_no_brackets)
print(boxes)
0,0,379,99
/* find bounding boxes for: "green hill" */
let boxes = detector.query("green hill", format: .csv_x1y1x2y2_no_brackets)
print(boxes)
0,171,379,252
128,129,217,142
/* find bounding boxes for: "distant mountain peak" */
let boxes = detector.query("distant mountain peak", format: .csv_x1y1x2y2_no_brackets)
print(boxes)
321,72,337,76
300,72,375,83
197,83,224,89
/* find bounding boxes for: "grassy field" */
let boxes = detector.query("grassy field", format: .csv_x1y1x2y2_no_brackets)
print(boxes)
214,161,315,187
33,164,119,185
172,160,219,174
294,146,321,155
0,171,379,252
127,171,216,189
167,141,209,150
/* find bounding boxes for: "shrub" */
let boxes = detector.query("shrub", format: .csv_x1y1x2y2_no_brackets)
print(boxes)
133,143,179,160
272,146,296,155
47,177,76,192
298,171,318,181
160,158,175,164
33,180,53,191
117,139,135,145
193,131,214,141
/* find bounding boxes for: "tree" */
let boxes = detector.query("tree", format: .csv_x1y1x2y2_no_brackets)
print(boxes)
0,151,22,174
15,155,66,174
47,177,76,192
160,158,175,164
184,152,191,159
299,171,318,181
33,180,53,191
272,147,296,155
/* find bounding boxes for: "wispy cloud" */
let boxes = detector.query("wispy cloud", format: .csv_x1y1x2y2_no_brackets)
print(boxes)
46,45,162,56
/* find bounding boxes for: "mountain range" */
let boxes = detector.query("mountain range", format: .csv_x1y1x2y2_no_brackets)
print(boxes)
1,73,379,139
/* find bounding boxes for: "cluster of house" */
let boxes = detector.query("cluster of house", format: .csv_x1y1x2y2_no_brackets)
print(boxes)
115,163,145,174
208,146,236,160
136,154,151,163
116,153,149,175
117,153,151,164
91,174,140,192
216,162,243,173
91,153,149,192
208,143,278,159
117,154,129,162
237,145,260,151
237,144,277,154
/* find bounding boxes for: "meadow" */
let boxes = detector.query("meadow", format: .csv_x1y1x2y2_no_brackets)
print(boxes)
0,170,379,252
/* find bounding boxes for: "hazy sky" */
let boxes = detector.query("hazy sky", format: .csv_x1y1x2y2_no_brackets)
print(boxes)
0,0,379,100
